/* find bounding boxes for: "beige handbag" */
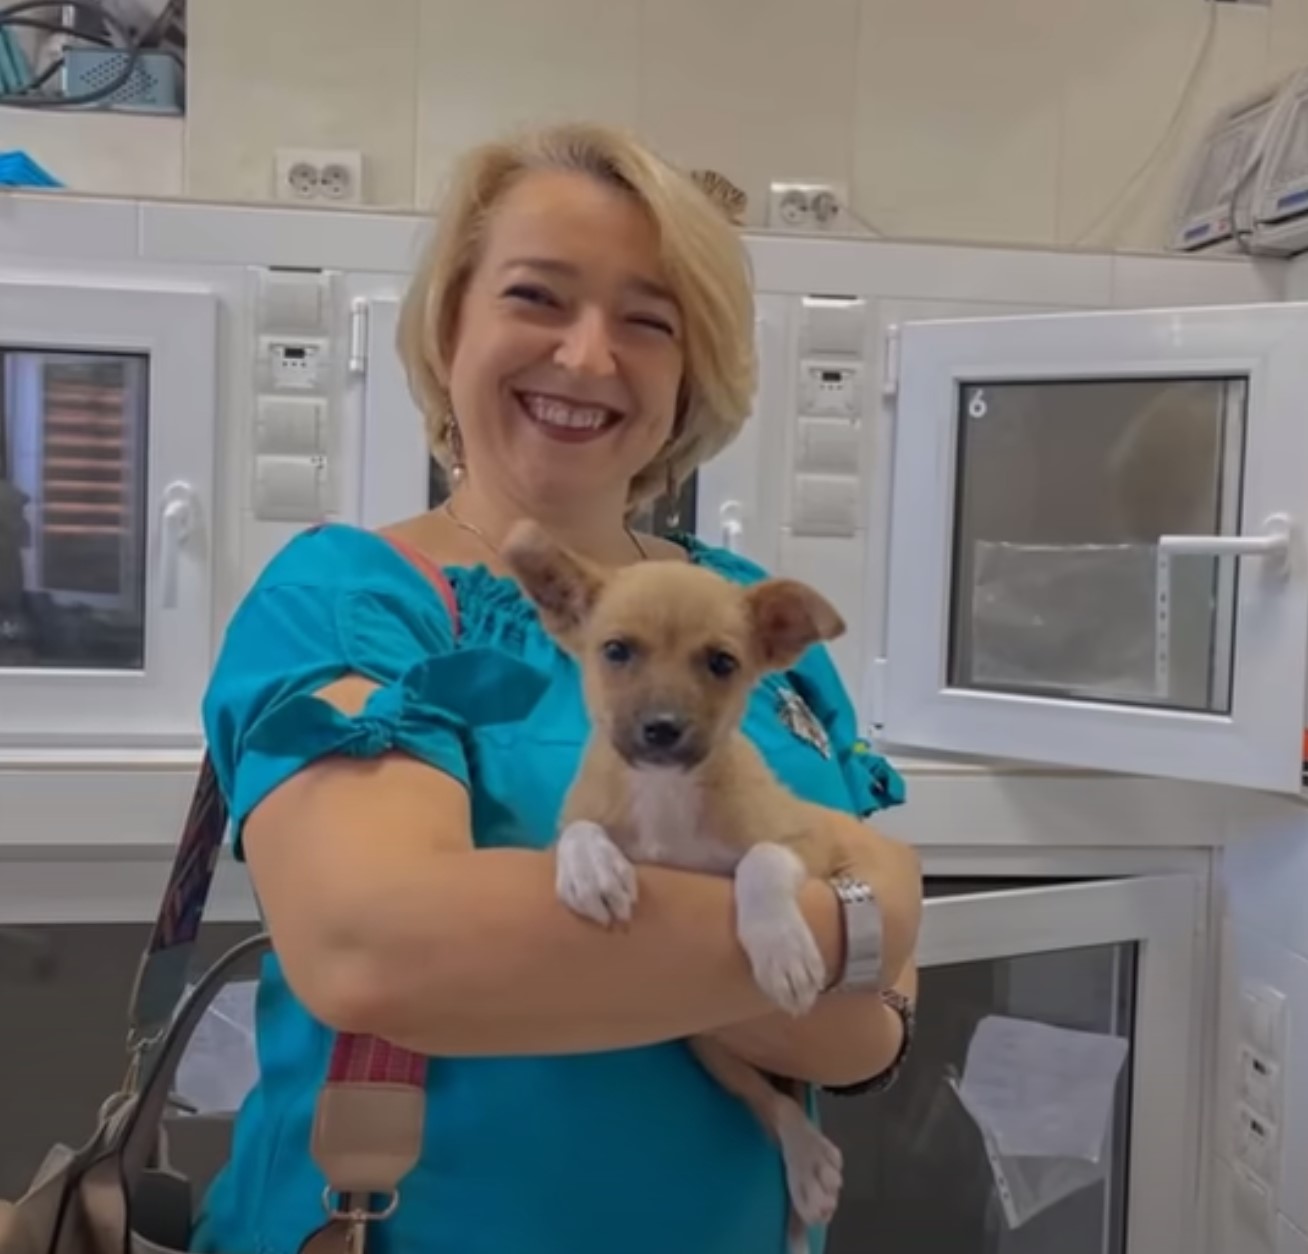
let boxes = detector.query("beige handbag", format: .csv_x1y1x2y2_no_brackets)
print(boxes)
0,758,429,1254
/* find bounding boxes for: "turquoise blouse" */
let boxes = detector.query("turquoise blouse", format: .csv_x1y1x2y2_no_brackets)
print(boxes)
194,522,904,1254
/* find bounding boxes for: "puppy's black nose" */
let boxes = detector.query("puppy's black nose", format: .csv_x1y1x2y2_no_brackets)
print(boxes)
641,715,686,750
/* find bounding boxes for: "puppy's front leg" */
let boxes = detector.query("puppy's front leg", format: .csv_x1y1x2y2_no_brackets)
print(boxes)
555,820,638,927
734,844,826,1016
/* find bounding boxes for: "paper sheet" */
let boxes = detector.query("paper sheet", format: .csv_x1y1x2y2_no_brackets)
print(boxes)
174,979,259,1116
953,1014,1129,1163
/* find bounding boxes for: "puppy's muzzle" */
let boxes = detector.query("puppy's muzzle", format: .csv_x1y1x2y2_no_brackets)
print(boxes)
619,711,704,768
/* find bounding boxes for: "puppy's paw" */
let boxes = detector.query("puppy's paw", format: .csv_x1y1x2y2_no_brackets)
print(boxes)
739,912,826,1015
777,1101,843,1228
555,820,637,927
734,844,825,1015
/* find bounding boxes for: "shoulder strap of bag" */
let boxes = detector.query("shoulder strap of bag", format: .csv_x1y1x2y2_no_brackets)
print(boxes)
123,533,461,1235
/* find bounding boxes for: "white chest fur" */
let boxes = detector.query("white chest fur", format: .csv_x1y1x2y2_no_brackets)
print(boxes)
624,768,741,875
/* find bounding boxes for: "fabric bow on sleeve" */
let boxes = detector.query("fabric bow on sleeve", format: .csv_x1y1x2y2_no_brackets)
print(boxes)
245,648,551,760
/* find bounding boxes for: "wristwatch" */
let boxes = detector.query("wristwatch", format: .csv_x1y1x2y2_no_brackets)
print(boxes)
826,872,885,992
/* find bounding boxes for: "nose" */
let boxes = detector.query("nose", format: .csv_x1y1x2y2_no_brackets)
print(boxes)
641,714,687,751
555,306,617,377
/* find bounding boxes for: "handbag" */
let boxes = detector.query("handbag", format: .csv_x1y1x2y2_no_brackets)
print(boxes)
0,537,462,1254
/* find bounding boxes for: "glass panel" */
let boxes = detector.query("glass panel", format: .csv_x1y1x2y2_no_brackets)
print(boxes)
428,460,698,540
0,348,149,671
948,377,1245,714
820,938,1135,1254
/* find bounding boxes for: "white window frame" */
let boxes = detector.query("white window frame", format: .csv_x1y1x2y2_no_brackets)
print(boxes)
919,872,1204,1254
0,279,218,749
879,304,1308,793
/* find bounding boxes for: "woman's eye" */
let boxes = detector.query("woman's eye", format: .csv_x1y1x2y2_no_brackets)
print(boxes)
629,313,677,337
602,638,635,665
505,284,559,308
705,649,739,679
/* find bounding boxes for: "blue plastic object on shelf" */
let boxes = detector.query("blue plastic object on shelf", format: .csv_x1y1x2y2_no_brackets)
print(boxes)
0,151,62,188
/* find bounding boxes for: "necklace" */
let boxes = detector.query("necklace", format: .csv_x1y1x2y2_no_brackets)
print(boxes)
443,498,650,563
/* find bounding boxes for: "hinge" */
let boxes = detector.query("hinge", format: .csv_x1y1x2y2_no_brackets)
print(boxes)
881,324,900,397
347,297,369,375
864,656,889,731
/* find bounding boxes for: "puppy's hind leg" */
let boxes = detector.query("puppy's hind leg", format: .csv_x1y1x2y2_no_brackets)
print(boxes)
687,1037,842,1244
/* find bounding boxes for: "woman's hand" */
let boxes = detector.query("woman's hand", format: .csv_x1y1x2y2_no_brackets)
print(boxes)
711,818,923,1089
711,961,918,1089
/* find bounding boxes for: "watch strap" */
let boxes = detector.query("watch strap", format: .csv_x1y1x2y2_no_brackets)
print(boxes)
828,872,884,992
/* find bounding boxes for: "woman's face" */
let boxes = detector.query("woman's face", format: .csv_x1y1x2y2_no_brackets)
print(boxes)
444,169,685,513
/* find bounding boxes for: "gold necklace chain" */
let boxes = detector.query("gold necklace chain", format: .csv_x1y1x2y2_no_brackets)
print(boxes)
443,498,650,563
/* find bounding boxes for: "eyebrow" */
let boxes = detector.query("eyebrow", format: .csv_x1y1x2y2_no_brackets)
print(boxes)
503,257,678,307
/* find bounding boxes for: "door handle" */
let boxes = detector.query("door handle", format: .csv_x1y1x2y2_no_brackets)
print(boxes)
159,481,198,609
720,500,745,554
1158,512,1294,578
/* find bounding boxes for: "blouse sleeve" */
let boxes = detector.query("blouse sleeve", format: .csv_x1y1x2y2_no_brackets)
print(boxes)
789,642,906,818
202,579,548,851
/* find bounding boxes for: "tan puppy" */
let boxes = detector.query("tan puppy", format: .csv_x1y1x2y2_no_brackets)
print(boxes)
502,520,858,1252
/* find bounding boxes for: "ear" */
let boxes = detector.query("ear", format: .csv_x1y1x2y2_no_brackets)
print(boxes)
745,579,846,671
501,520,607,642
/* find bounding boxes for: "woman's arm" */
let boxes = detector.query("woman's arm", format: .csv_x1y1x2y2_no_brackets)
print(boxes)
710,964,918,1088
242,675,848,1057
710,814,923,1087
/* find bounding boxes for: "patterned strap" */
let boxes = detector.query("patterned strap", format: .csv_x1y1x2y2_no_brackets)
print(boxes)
128,533,461,1095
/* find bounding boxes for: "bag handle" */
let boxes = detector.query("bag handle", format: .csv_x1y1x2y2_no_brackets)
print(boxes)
122,532,461,1227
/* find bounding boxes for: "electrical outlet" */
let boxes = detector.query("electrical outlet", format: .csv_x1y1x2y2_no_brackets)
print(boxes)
768,181,847,231
274,148,364,205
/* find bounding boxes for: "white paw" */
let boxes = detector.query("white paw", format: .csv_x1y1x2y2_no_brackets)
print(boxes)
777,1101,843,1228
734,844,824,1015
555,820,637,927
739,911,826,1015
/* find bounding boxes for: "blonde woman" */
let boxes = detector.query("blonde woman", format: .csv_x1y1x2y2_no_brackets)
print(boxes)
197,123,921,1254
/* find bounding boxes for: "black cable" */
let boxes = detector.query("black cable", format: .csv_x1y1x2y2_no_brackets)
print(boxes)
0,16,112,43
0,0,178,109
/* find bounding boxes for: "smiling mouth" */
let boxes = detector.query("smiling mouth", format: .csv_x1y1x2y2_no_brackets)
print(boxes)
516,391,622,438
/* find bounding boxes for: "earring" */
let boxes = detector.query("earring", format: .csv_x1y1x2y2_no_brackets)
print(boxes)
448,417,467,488
664,463,681,530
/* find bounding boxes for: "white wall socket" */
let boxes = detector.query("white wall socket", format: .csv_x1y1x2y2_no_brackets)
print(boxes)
274,148,364,205
768,181,848,231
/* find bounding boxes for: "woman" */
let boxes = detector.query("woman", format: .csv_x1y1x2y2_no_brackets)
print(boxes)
196,123,922,1254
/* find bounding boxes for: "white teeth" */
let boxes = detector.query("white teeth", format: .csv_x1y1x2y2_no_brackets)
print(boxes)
521,394,612,431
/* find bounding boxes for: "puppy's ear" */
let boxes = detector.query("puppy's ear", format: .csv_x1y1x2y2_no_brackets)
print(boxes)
501,520,606,642
745,579,845,671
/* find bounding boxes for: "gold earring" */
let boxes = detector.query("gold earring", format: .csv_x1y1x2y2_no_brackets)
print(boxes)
448,418,467,488
664,463,681,530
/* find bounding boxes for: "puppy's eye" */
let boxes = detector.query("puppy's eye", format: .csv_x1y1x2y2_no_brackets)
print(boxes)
602,638,635,666
705,649,739,679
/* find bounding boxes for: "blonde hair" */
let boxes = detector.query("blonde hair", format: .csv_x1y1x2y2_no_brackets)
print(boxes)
396,123,757,509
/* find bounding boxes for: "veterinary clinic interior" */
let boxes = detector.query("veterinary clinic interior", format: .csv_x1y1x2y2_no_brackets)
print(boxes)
9,1,1308,1252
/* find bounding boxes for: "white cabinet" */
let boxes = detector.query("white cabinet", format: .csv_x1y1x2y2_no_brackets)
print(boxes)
693,294,789,571
347,287,430,530
879,303,1308,794
824,872,1203,1254
0,278,217,748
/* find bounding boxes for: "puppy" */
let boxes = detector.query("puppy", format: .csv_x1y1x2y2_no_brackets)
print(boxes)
502,520,861,1253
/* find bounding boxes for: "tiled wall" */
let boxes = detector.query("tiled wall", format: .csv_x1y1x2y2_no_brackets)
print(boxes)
1214,819,1308,1254
171,0,1301,248
7,0,1305,249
